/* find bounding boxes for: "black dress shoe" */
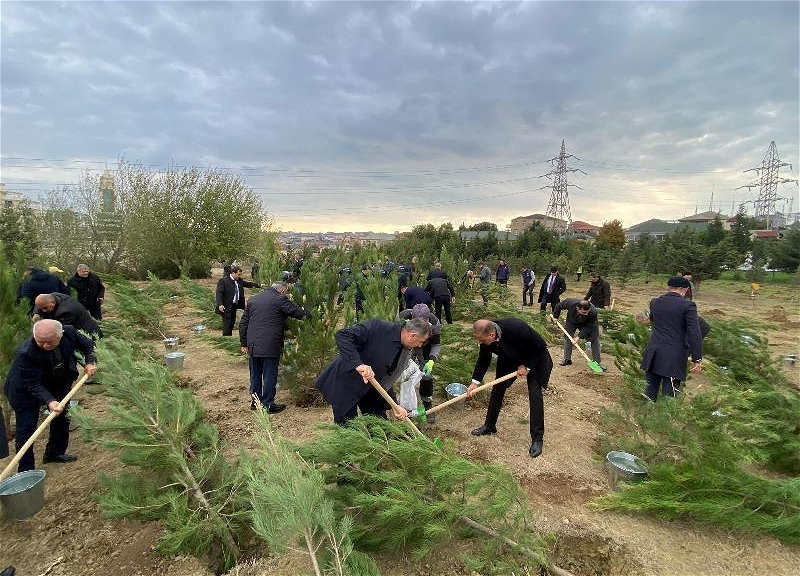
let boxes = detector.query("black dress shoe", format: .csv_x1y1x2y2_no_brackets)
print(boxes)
471,424,497,436
43,454,78,464
559,359,572,366
267,403,286,414
529,441,543,458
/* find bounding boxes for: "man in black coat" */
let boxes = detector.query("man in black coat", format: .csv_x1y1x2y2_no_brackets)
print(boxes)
215,264,260,336
33,293,102,338
18,267,69,311
584,273,611,309
426,262,447,281
401,284,432,310
553,298,603,368
240,281,310,412
425,274,455,324
67,264,106,320
315,317,431,425
641,276,703,401
4,320,97,472
538,266,567,312
467,318,553,458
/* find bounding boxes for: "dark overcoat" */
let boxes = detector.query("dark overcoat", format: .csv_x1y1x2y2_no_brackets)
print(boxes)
67,272,105,311
4,325,96,409
472,318,553,387
239,288,309,357
215,275,257,313
34,293,101,336
315,320,405,420
641,292,703,380
584,278,611,308
18,269,69,309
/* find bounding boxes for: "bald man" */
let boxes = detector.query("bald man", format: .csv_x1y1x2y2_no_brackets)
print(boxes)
33,292,102,338
4,320,97,472
467,318,553,458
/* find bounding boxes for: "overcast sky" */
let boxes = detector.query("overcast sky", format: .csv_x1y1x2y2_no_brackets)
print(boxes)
1,1,798,232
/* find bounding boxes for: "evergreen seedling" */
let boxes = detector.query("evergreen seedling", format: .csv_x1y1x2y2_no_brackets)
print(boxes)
0,243,30,436
72,337,248,572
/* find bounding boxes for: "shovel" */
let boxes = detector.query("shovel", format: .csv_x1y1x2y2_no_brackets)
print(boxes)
412,371,518,420
367,376,424,437
1,373,90,482
549,315,604,374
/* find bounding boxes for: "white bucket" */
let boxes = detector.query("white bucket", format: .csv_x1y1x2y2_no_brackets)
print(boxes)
165,351,186,371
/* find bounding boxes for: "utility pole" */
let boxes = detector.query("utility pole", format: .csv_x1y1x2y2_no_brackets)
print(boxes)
737,141,798,229
541,140,585,234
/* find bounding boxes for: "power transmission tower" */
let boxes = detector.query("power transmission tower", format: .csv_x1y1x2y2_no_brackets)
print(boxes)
737,141,798,229
540,140,585,234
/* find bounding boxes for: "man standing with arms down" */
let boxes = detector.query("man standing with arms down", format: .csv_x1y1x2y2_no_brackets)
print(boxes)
641,276,703,401
538,266,566,313
315,318,431,425
521,266,536,306
553,298,604,370
240,281,310,413
477,261,492,305
425,273,455,324
468,318,553,458
67,264,106,320
4,320,97,472
216,264,260,336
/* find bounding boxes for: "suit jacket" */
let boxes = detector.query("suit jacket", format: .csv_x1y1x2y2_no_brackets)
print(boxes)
33,293,101,336
584,278,611,308
538,274,566,303
403,286,433,309
553,298,599,340
472,318,552,387
315,320,407,419
215,275,257,313
425,277,454,299
641,292,703,380
495,264,510,282
239,288,309,357
18,269,69,310
4,325,96,409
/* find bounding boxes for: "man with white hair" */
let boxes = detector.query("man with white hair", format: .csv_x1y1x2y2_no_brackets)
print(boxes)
67,264,106,320
3,320,97,472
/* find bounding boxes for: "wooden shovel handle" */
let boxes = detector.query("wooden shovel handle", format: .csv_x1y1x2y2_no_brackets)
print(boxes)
426,371,518,416
367,376,423,437
549,315,594,364
0,373,90,482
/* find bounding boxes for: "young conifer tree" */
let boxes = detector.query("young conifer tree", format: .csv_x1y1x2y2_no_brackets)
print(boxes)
0,243,30,436
72,337,249,572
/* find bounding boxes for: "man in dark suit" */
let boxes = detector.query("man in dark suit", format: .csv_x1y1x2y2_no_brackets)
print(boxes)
315,317,431,425
467,318,553,458
33,293,102,338
215,264,260,336
641,276,703,401
584,273,611,309
67,264,106,320
240,281,309,413
401,284,432,310
4,320,97,472
553,298,603,369
425,274,455,324
538,266,566,312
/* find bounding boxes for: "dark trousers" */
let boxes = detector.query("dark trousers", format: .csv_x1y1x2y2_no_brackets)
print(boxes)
398,293,405,314
434,296,452,324
81,301,102,320
221,308,238,336
420,375,434,403
644,372,681,401
13,403,70,473
522,285,535,306
250,356,280,406
334,387,389,425
483,358,551,442
539,294,559,312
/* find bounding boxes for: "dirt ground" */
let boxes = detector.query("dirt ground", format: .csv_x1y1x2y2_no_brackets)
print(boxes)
2,274,798,576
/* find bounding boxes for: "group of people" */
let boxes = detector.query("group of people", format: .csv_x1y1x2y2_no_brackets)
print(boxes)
2,256,704,476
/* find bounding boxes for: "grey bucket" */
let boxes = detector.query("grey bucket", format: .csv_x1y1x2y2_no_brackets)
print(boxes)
606,451,648,490
784,355,797,367
445,382,468,410
163,337,179,350
165,351,186,371
191,324,206,333
0,469,46,521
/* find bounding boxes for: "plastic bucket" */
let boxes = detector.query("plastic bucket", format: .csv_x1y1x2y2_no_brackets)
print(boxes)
163,337,179,350
165,351,185,371
0,470,47,521
445,382,468,410
606,451,648,490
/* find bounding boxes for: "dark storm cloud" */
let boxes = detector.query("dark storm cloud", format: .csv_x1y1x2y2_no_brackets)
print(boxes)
1,1,797,230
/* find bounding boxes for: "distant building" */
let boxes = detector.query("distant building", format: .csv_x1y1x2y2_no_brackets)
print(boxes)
568,220,600,236
624,219,681,242
678,211,726,224
0,183,36,210
460,230,518,243
509,213,567,233
750,229,780,240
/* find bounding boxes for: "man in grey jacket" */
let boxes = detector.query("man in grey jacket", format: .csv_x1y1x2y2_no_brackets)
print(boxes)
239,281,309,412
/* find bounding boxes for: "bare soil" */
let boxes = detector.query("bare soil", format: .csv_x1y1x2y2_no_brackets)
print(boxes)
2,275,798,576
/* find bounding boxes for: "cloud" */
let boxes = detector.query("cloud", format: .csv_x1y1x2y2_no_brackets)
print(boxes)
1,0,797,231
